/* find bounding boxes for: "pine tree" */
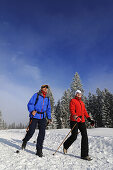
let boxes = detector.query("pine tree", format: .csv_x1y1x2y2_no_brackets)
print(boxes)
70,72,84,98
86,88,113,128
60,89,71,128
110,93,113,127
0,111,6,129
83,94,95,128
51,106,58,129
86,93,98,127
103,89,113,127
85,92,93,113
95,88,104,127
55,100,62,129
0,111,3,129
2,120,7,129
47,86,56,129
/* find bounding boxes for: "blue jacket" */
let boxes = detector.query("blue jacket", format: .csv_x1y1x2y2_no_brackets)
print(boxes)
27,91,51,119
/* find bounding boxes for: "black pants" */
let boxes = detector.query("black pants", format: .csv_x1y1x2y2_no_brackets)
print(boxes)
64,121,89,157
23,118,46,150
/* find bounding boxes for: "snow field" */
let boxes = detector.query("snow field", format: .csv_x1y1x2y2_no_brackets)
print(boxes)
0,128,113,170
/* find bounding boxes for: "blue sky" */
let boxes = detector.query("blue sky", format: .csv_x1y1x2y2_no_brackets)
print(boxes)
0,0,113,124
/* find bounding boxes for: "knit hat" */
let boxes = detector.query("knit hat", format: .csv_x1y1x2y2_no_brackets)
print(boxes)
75,90,82,95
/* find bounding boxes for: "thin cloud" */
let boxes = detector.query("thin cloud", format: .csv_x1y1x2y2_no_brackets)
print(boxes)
22,64,41,81
9,56,43,85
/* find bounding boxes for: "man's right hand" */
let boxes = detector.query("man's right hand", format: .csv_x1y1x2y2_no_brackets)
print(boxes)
32,110,37,116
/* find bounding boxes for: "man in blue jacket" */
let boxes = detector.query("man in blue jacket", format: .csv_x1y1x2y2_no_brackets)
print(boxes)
21,85,51,157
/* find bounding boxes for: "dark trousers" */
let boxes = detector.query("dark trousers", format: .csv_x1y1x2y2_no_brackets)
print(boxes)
23,118,46,150
64,121,89,157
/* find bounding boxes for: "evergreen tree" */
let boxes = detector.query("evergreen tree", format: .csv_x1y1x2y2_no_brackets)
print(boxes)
95,88,104,127
110,92,113,127
86,88,113,128
85,92,93,114
103,89,113,127
55,100,62,129
85,93,98,127
0,111,3,129
51,106,58,129
82,94,94,128
0,111,6,129
60,89,71,128
2,120,7,129
47,86,56,129
70,72,84,98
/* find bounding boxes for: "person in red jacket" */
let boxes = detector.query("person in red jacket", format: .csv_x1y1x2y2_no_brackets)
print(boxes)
63,90,94,161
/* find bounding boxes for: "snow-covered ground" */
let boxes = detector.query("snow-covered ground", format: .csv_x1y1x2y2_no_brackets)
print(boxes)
0,128,113,170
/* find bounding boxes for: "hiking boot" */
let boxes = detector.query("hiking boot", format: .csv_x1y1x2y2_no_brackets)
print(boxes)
36,149,43,157
63,147,67,154
21,141,27,150
81,156,92,161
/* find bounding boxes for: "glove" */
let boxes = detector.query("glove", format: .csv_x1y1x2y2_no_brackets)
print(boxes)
73,115,82,122
87,117,95,126
76,116,82,122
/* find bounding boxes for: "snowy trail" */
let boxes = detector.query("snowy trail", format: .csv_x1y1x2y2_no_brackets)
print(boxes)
0,128,113,170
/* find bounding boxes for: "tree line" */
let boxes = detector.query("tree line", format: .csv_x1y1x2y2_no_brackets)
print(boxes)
0,72,113,129
0,111,26,129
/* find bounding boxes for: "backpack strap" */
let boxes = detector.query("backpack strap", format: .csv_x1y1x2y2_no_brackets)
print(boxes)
34,93,50,118
34,93,39,106
34,93,49,106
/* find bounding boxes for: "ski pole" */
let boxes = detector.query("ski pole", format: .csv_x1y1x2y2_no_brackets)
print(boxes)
26,116,34,132
53,122,78,156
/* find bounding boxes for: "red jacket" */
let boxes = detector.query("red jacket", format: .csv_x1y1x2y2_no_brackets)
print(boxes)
70,97,90,122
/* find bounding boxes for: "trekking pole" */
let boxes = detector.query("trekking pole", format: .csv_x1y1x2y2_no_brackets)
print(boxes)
53,122,78,156
26,116,34,132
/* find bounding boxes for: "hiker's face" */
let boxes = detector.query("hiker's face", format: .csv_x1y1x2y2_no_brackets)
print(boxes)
76,93,82,99
42,87,48,93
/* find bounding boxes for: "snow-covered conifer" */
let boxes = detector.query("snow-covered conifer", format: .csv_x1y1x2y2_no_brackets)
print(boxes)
60,89,71,128
70,72,84,98
47,86,56,129
55,100,62,129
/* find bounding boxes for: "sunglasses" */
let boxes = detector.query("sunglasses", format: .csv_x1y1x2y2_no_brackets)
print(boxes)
41,85,48,89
